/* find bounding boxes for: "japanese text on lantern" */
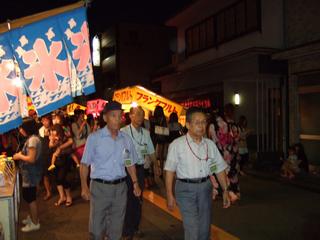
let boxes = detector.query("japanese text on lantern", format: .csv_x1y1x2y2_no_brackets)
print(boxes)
180,99,211,108
136,91,178,115
114,89,132,103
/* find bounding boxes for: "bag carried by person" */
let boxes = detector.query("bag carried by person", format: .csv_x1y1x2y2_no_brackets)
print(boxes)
154,125,169,136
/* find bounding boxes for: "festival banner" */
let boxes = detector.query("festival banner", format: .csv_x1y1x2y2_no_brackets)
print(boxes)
0,33,22,133
9,15,73,116
58,7,95,95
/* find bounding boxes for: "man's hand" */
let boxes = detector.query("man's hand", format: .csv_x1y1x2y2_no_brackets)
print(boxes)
222,191,231,208
166,194,176,211
81,187,90,201
133,182,141,197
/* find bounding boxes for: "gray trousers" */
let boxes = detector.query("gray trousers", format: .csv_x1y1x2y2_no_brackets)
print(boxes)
175,179,213,240
89,180,127,240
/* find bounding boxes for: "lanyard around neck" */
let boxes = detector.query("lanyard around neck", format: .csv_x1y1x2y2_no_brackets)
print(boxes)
129,125,144,146
186,135,208,161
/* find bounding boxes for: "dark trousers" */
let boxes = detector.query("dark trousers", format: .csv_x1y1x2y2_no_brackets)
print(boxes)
123,165,144,237
54,160,72,189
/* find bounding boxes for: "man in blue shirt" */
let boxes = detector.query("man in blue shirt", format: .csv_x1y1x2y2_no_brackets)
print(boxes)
80,101,141,240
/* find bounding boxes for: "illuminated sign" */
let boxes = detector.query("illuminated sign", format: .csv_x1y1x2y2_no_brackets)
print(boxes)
113,86,184,117
180,99,211,108
86,99,107,117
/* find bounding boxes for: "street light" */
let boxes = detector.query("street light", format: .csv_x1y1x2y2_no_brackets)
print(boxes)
234,93,240,105
92,35,100,66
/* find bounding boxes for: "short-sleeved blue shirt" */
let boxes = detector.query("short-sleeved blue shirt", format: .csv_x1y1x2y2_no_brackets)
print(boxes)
81,126,138,181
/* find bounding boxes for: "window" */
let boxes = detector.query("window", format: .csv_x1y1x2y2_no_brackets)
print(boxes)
246,0,259,31
225,7,236,40
206,17,215,47
235,1,246,35
216,12,225,44
199,22,206,49
186,29,193,54
186,17,217,55
185,0,261,56
192,26,200,52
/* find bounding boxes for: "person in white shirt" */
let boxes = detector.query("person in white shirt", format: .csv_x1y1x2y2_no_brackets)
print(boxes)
121,106,157,239
165,107,230,240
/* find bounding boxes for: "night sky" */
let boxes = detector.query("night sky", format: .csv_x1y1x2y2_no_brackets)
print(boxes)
1,0,193,33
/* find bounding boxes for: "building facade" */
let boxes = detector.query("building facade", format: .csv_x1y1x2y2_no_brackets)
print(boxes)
152,0,287,160
92,23,175,99
273,0,320,167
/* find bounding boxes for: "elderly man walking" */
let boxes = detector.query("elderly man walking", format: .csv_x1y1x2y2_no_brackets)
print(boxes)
80,101,141,240
165,107,230,240
121,106,157,240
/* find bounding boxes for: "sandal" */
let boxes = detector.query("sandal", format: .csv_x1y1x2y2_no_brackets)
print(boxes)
54,199,66,206
65,201,73,207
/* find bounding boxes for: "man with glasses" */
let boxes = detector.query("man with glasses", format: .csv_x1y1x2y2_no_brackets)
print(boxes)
165,107,230,240
121,106,157,240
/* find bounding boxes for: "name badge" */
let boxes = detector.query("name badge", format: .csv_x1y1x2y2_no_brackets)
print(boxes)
210,164,217,174
125,159,132,166
123,148,132,166
140,145,148,156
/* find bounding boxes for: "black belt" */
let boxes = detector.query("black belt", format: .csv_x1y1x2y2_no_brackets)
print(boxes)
92,177,126,185
178,176,210,184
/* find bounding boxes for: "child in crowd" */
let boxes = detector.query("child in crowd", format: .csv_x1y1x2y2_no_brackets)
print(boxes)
48,144,80,171
50,113,81,170
48,128,65,171
281,146,301,179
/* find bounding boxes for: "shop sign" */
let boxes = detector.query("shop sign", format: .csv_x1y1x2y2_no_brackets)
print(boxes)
113,86,184,117
86,99,107,116
180,99,211,108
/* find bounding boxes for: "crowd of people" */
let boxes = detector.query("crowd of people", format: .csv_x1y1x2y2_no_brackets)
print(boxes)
2,109,94,232
0,101,310,239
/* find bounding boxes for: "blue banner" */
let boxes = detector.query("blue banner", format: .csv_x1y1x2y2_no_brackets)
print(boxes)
0,33,22,134
9,15,73,116
0,6,95,133
58,7,95,95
